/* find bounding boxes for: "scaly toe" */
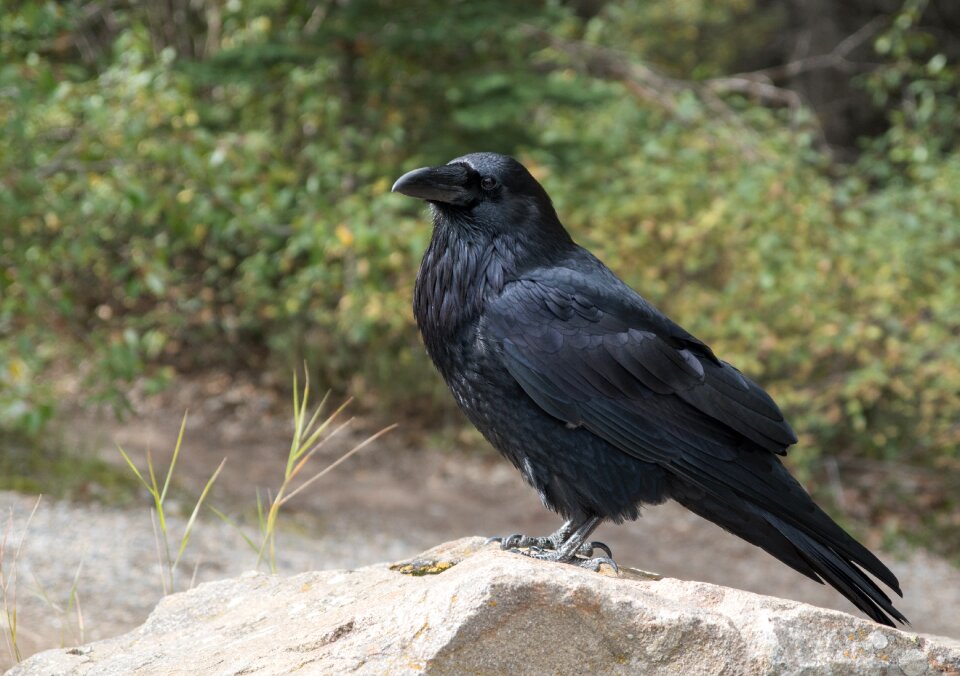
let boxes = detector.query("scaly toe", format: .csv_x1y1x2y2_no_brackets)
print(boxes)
488,533,560,551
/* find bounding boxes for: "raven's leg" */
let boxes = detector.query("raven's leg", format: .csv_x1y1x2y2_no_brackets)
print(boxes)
526,516,618,572
487,517,616,568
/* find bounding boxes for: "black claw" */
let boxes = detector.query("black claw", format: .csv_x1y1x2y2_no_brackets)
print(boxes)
502,533,526,550
589,541,613,558
484,536,503,546
573,540,611,558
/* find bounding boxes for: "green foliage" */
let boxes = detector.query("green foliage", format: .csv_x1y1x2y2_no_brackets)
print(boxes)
2,0,959,552
0,348,53,441
1,0,575,412
861,0,960,176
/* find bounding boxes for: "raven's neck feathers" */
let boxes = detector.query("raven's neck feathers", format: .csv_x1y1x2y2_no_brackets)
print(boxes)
413,205,572,368
414,221,507,361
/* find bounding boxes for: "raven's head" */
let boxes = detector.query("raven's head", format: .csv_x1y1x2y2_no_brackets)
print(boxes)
392,152,570,246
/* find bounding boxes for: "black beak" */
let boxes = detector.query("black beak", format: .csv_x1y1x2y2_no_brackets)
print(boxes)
391,164,474,205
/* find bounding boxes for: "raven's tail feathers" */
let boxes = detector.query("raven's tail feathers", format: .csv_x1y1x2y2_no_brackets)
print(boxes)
670,480,907,627
764,513,908,626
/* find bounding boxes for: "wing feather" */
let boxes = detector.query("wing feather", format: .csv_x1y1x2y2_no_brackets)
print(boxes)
487,275,796,453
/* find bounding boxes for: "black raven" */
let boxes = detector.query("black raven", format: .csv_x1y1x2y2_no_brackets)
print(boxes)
392,152,906,626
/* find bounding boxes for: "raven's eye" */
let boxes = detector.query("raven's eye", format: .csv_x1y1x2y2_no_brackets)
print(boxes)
480,176,499,191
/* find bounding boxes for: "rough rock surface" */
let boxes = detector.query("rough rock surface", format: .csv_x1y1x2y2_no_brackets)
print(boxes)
11,538,960,675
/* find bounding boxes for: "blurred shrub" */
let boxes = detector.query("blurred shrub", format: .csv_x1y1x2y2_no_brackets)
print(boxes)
0,346,52,440
1,1,958,548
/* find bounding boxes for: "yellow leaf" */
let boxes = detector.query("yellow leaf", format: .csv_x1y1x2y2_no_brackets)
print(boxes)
335,224,354,247
8,358,26,383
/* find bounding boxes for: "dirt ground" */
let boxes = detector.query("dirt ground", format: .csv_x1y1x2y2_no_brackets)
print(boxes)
3,374,958,668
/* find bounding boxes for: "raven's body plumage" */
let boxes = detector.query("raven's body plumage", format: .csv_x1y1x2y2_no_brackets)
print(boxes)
395,152,906,626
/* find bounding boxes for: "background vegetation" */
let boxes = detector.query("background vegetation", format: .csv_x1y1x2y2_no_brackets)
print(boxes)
2,0,958,555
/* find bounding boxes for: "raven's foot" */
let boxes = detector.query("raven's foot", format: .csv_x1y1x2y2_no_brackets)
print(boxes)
486,516,617,572
486,533,612,559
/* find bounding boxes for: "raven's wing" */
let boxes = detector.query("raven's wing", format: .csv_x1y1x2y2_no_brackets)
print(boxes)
482,267,905,625
484,267,798,456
